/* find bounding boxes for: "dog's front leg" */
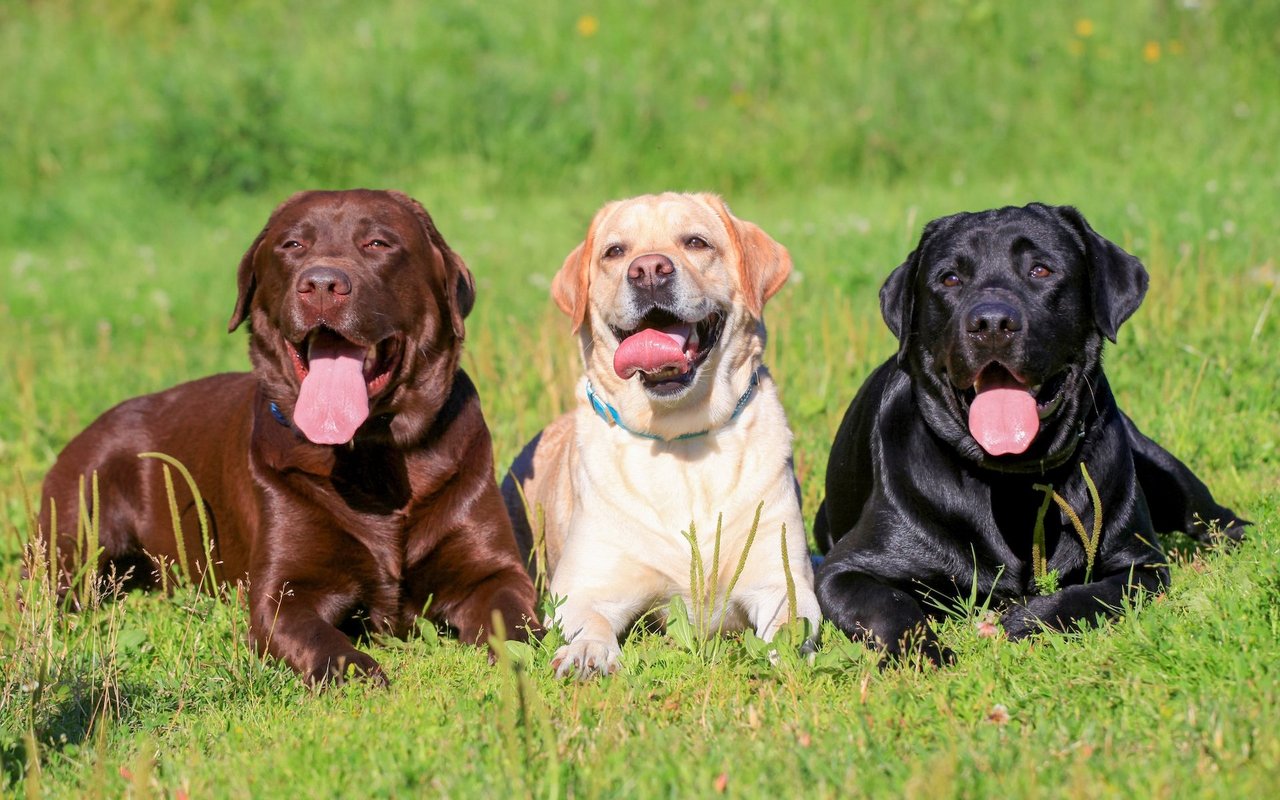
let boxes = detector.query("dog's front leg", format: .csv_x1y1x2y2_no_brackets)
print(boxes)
740,584,822,641
545,533,657,679
736,582,822,665
548,594,627,680
732,523,822,650
816,566,953,666
440,567,542,648
248,581,384,687
1002,562,1170,639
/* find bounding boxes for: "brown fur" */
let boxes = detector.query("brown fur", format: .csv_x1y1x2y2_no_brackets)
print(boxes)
39,190,537,685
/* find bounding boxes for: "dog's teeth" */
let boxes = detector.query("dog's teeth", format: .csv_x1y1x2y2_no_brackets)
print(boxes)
364,346,377,372
688,327,700,350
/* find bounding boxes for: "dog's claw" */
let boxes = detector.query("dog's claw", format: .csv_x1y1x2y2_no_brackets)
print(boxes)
552,640,620,680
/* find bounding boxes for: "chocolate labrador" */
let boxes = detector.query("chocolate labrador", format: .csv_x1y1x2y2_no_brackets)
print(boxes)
814,203,1247,664
39,189,538,684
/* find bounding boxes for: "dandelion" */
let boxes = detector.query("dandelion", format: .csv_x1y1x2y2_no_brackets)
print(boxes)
987,704,1011,725
576,14,599,38
1074,19,1094,38
1143,40,1161,62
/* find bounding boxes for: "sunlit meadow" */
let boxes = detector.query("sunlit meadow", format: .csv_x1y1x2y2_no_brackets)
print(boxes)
2,2,1278,796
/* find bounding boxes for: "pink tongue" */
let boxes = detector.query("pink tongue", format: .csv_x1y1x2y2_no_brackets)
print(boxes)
613,325,692,379
294,340,370,445
968,387,1039,456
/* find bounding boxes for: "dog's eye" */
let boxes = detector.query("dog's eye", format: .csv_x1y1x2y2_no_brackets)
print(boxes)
364,239,392,250
940,272,962,288
684,236,710,250
603,244,625,259
1029,264,1053,278
281,240,304,250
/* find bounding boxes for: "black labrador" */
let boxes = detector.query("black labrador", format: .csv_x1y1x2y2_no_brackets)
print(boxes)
814,203,1247,664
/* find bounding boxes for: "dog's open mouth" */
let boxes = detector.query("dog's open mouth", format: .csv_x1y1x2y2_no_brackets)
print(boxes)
953,363,1067,456
283,328,403,445
609,308,724,394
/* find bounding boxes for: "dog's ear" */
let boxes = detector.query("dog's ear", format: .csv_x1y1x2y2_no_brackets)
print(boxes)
701,194,792,317
449,253,477,338
881,216,953,358
228,227,265,333
229,192,316,333
1052,205,1149,342
391,191,474,340
551,242,589,331
879,250,917,345
552,204,612,333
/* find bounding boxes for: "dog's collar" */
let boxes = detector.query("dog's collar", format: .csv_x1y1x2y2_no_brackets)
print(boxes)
268,401,291,428
585,370,760,442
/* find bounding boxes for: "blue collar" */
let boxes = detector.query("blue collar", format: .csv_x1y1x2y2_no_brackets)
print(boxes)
268,401,291,428
585,370,760,442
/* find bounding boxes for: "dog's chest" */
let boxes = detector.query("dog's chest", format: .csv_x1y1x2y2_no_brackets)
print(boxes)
342,506,451,636
575,417,791,563
321,448,473,622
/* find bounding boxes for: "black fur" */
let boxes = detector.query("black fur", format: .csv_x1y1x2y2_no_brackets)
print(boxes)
814,203,1247,665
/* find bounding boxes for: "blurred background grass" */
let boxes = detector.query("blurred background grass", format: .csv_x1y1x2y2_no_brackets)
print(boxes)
4,0,1278,222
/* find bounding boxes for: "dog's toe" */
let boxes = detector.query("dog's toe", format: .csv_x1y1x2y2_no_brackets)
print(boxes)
1000,603,1042,641
552,640,620,680
307,650,387,688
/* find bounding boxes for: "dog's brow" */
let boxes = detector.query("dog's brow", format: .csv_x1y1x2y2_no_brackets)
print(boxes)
962,230,987,253
1010,236,1038,256
283,221,318,239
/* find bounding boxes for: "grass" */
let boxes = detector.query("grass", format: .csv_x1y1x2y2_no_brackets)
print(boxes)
2,0,1279,796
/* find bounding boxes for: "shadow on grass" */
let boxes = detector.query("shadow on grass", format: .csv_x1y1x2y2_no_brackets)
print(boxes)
1,675,159,789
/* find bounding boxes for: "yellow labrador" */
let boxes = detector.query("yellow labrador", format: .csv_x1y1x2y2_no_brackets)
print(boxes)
503,193,820,678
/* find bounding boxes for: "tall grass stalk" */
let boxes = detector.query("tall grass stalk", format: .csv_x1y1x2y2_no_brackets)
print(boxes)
137,452,216,595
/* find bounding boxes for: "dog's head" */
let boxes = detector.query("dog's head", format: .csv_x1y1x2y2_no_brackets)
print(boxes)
229,189,475,447
552,193,791,438
881,203,1147,470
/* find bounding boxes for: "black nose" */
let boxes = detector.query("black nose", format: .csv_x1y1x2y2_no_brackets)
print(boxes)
296,265,352,296
627,254,675,291
965,301,1023,338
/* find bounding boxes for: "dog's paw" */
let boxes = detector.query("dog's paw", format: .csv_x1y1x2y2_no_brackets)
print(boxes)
1219,517,1250,544
305,650,388,688
551,639,620,680
875,626,955,670
1001,598,1053,641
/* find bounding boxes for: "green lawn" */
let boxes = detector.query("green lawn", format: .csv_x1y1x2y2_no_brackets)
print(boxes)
2,2,1278,797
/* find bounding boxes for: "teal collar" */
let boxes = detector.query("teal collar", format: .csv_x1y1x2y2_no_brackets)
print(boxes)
585,370,760,442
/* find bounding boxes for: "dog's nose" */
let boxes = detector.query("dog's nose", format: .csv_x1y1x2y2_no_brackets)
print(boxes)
296,266,353,297
965,301,1023,338
627,254,675,290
